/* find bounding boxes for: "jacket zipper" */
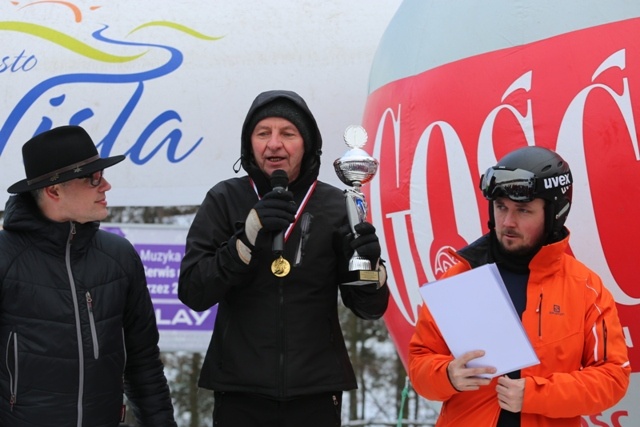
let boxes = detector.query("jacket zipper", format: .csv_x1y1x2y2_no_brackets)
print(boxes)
602,319,608,361
66,222,85,427
332,394,340,416
294,212,312,266
6,332,18,411
86,292,99,359
122,329,127,368
121,329,127,422
278,282,285,397
537,293,543,337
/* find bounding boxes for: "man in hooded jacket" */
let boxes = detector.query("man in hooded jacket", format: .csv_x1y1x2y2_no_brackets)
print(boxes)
178,90,389,426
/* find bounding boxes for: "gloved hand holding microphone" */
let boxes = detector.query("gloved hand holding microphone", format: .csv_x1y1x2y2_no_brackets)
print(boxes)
236,170,296,264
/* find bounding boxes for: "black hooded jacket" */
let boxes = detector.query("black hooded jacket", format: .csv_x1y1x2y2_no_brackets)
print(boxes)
178,90,389,398
0,193,176,427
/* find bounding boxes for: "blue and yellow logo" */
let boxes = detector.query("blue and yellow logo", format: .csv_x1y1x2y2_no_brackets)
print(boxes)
1,1,222,164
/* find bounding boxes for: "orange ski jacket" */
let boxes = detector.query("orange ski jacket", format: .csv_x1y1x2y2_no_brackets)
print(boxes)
409,231,630,427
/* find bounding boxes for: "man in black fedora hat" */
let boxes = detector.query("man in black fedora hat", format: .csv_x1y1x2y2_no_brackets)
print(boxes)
0,125,177,426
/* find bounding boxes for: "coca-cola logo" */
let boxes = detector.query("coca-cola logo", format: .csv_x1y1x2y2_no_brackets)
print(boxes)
363,18,640,373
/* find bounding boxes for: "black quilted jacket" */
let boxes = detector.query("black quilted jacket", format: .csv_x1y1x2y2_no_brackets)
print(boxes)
0,193,176,427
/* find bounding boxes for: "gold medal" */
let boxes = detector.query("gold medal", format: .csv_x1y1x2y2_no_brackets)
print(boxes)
271,255,291,277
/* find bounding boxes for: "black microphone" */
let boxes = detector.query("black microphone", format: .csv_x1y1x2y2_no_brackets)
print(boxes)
270,170,289,254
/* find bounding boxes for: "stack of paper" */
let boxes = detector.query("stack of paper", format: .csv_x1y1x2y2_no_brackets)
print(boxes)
419,263,539,378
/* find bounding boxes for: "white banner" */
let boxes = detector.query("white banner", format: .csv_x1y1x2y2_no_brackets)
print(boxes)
0,0,402,208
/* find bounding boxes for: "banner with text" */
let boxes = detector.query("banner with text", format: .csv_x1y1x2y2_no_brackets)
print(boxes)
102,223,212,352
0,0,401,208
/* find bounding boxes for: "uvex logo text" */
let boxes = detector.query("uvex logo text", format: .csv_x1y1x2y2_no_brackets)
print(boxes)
543,173,571,189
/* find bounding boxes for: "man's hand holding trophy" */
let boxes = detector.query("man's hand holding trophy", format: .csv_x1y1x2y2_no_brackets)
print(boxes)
334,125,381,286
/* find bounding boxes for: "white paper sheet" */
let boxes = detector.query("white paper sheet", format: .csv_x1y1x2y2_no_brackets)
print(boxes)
419,263,539,378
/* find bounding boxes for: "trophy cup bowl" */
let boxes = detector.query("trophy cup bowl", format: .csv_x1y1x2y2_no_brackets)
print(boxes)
333,149,379,187
333,125,380,285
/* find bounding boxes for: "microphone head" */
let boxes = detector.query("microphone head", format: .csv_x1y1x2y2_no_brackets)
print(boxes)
270,169,289,190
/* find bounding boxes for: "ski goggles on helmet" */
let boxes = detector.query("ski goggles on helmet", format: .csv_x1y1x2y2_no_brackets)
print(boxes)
479,167,537,202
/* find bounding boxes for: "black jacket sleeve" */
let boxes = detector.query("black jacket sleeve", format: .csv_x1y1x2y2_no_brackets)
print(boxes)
178,180,258,311
122,244,177,426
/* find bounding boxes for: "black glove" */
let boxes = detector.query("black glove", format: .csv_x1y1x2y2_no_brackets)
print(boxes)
243,189,297,246
350,222,381,267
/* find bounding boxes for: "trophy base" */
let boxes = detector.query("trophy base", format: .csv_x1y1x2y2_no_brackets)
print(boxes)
342,269,380,286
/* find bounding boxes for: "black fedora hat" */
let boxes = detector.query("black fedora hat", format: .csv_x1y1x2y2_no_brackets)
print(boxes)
7,125,126,194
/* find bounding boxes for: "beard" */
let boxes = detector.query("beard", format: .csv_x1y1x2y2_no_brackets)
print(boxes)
497,230,545,259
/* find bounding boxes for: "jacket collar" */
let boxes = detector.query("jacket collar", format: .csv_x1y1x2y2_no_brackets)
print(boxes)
3,193,99,254
454,228,571,275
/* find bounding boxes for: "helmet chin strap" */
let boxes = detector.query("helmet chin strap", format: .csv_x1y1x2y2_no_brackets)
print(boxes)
487,200,496,231
543,201,556,244
544,200,571,244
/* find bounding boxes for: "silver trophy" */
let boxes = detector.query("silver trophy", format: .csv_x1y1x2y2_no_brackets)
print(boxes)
334,125,380,285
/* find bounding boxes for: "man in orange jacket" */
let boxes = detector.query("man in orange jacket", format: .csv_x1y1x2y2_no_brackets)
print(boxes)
409,146,630,427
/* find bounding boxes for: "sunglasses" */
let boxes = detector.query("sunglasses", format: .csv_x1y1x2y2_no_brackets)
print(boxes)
479,167,537,202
